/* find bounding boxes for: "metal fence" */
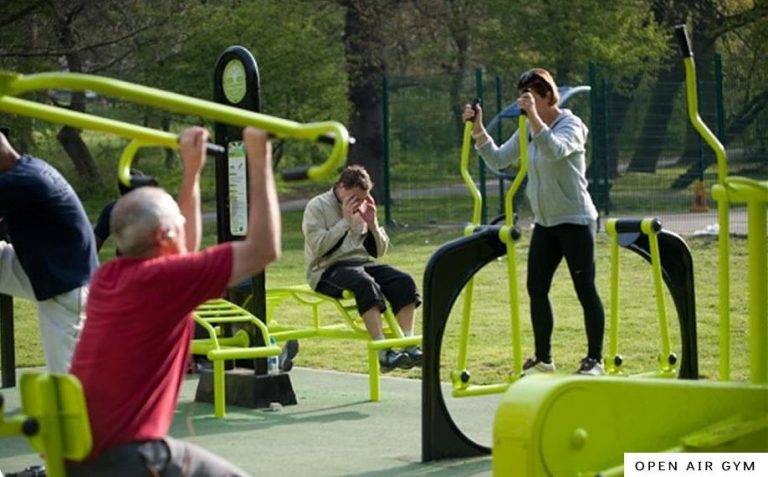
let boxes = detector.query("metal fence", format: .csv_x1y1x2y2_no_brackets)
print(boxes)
382,56,768,235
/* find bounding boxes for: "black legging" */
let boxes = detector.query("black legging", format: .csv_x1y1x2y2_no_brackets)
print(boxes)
526,222,604,361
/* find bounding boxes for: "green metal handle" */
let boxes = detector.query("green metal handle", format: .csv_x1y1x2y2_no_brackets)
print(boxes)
504,115,528,227
0,71,348,183
675,26,727,183
460,120,483,231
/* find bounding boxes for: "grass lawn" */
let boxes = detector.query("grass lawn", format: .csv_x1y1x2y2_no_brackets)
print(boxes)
3,208,754,385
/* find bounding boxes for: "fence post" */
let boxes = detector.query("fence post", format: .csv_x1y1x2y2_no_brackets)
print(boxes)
495,76,505,218
601,77,611,216
0,126,15,388
475,68,487,224
588,63,600,212
714,54,725,142
382,74,392,226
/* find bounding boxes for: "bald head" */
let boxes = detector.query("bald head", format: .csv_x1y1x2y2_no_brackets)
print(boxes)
111,187,183,257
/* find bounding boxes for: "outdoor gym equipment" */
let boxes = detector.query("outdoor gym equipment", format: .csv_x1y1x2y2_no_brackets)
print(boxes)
604,217,698,379
0,70,349,184
263,285,421,401
489,25,767,475
0,60,350,428
424,26,766,468
0,372,92,477
422,112,528,460
450,101,525,398
190,299,288,419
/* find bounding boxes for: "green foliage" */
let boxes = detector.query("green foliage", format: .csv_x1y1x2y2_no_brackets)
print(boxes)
477,0,668,88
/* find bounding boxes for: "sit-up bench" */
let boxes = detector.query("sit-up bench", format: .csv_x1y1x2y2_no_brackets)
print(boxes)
264,284,422,401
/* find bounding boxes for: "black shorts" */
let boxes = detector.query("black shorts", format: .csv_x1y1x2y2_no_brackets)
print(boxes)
315,261,421,316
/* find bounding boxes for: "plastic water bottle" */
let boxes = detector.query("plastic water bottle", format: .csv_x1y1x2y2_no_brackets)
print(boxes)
267,337,279,375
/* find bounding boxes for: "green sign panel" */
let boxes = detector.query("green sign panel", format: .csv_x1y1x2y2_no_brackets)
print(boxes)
222,59,246,104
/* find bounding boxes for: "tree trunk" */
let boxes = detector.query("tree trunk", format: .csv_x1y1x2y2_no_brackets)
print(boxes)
52,1,100,182
341,3,387,202
56,125,99,181
625,61,684,173
671,89,768,188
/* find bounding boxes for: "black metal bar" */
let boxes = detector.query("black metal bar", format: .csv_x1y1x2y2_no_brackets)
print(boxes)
0,292,14,388
0,129,15,388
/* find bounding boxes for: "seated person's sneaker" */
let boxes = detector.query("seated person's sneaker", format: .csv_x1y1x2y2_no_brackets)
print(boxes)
402,346,423,368
576,357,604,376
522,356,556,376
279,340,300,372
379,349,409,372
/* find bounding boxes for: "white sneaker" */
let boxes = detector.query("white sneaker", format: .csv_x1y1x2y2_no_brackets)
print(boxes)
576,357,605,376
522,356,556,375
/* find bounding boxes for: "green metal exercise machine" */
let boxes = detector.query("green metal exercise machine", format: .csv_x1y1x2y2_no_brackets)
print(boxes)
491,25,767,475
451,100,526,398
0,62,349,461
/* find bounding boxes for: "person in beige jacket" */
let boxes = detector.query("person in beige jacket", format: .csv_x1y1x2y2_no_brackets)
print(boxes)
302,165,422,371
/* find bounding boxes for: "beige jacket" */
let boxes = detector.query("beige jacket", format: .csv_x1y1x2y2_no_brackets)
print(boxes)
302,188,389,288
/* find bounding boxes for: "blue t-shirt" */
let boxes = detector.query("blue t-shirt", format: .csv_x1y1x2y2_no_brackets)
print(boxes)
0,155,98,300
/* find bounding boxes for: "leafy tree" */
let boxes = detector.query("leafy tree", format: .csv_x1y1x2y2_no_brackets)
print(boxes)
671,0,768,186
0,0,186,184
626,0,768,180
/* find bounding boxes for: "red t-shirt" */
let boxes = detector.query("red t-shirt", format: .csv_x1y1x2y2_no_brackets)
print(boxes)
70,243,233,459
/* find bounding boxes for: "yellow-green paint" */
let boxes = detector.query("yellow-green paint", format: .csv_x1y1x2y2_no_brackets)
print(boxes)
681,56,733,381
605,219,622,375
191,299,281,418
604,218,677,377
0,71,349,184
452,116,528,398
645,221,675,376
460,121,482,231
682,46,768,384
0,371,92,477
504,115,528,377
266,285,421,402
493,377,767,476
492,26,768,476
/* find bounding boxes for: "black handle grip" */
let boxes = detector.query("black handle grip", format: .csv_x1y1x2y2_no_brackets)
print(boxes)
265,133,355,146
613,218,663,234
675,24,692,58
520,88,533,116
471,225,522,241
282,166,310,181
130,175,159,188
466,97,481,123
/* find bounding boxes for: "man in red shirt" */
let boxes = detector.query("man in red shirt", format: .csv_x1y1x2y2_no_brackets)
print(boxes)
68,127,280,476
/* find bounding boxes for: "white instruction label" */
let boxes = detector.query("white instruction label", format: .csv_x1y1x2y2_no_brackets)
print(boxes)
227,141,248,236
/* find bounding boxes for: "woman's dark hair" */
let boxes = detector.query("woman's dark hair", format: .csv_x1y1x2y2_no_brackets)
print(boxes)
517,68,560,106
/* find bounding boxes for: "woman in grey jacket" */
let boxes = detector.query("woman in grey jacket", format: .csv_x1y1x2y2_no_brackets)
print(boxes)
462,68,605,376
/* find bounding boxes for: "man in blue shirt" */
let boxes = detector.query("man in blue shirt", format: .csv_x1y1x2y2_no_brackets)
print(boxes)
0,130,98,373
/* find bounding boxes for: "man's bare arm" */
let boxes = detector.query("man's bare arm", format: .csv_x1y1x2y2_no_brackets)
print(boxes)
178,127,207,253
228,128,281,286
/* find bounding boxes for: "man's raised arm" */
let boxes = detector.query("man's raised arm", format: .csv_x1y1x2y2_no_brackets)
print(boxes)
228,127,281,286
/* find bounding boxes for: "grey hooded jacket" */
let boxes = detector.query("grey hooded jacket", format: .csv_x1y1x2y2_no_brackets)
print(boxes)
476,109,597,226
